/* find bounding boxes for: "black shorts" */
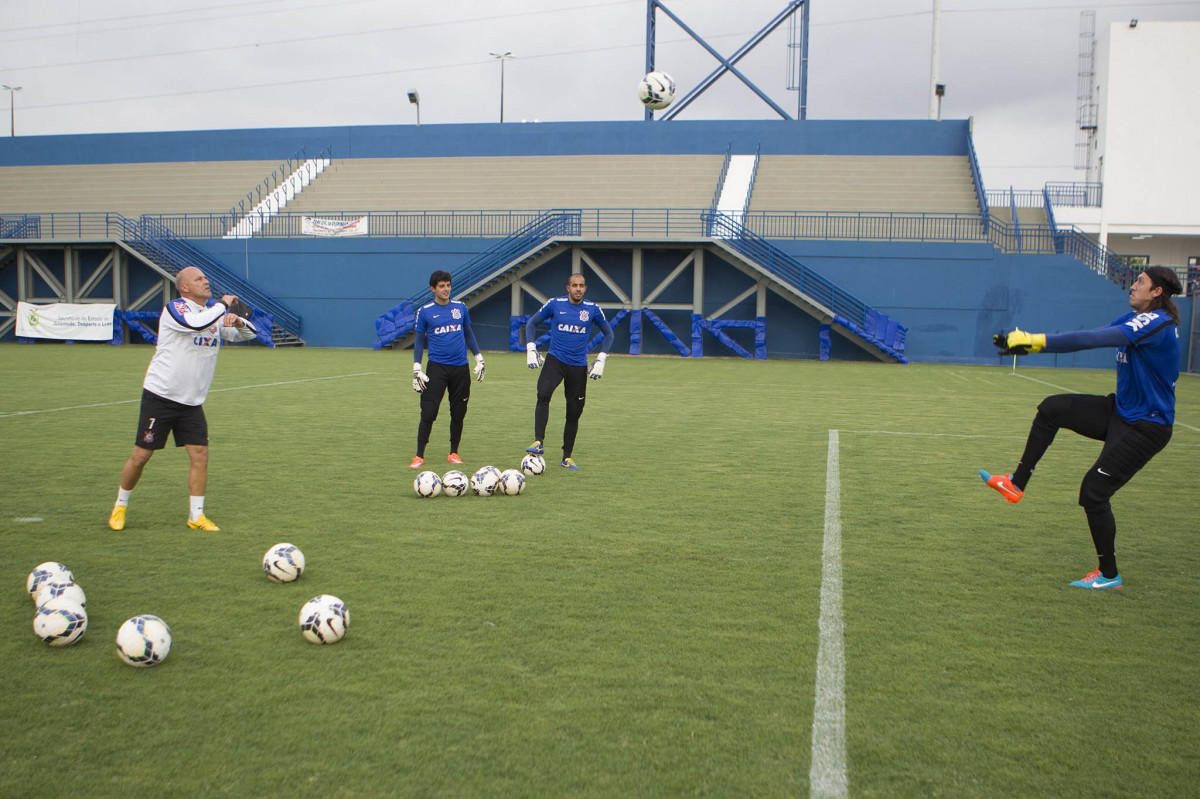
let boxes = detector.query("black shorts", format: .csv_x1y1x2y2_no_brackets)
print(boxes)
134,389,208,450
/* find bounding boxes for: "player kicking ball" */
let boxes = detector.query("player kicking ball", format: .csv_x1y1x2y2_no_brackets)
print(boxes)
980,266,1182,589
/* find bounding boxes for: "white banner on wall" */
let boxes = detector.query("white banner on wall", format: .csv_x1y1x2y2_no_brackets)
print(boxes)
16,302,116,341
302,216,368,237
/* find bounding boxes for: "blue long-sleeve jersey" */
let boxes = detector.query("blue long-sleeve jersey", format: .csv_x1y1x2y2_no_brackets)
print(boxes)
1044,310,1179,425
413,300,480,366
526,296,614,367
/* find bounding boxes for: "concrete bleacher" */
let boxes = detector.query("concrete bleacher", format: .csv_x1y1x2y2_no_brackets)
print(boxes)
747,155,980,214
277,154,724,214
0,160,283,219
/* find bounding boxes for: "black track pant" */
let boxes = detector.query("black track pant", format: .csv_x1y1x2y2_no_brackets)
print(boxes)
1014,393,1172,573
534,354,588,459
416,360,471,457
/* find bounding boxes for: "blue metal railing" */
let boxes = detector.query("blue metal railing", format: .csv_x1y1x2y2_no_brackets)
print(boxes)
230,143,333,220
1058,227,1137,288
703,211,869,327
111,214,303,339
965,130,989,232
412,210,582,309
0,214,41,238
1044,181,1102,207
742,145,761,218
987,188,1046,209
1009,187,1021,252
709,145,732,214
1043,186,1062,254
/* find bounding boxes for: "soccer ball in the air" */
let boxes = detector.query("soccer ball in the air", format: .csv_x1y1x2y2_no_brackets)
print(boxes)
27,562,73,603
521,453,546,476
441,470,469,497
414,470,442,498
263,543,305,583
115,614,172,667
497,469,526,496
33,598,88,647
36,580,87,609
299,595,349,644
470,465,502,496
638,70,676,110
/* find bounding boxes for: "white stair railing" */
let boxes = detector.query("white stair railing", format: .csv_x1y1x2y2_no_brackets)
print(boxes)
224,157,330,239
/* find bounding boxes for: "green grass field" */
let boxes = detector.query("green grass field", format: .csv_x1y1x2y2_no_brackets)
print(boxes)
1,342,1197,797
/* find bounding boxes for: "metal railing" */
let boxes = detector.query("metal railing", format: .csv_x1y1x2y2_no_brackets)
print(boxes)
744,210,988,242
965,131,989,231
703,211,870,329
987,188,1046,209
709,145,732,214
1045,181,1102,207
230,143,333,220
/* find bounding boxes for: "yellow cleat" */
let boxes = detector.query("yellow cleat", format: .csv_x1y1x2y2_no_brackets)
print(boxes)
108,504,126,531
187,514,220,531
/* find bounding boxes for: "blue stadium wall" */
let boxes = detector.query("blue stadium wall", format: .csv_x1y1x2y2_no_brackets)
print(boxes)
4,119,1187,366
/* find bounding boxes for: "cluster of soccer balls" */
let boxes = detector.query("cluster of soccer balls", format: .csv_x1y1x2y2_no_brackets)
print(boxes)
413,452,546,499
263,543,349,645
27,561,172,667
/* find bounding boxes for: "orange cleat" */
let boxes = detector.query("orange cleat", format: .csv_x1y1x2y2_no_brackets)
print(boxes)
979,470,1024,503
447,452,463,465
409,455,424,469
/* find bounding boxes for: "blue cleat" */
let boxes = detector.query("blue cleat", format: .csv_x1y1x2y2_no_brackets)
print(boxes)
1069,569,1123,590
526,440,544,456
561,458,580,470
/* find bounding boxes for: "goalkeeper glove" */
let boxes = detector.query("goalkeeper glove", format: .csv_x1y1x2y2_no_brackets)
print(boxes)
526,342,543,369
412,362,429,392
588,352,607,380
473,353,486,383
994,328,1046,356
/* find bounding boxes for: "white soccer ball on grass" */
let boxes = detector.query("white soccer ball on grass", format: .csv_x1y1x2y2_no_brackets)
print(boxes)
115,614,173,667
414,470,442,498
441,470,469,497
263,543,305,583
299,594,349,644
497,469,526,496
521,453,546,475
470,465,502,496
33,598,88,647
27,562,73,603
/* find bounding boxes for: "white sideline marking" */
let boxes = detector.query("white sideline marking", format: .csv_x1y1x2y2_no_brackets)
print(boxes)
810,429,848,799
0,373,378,418
1012,372,1078,393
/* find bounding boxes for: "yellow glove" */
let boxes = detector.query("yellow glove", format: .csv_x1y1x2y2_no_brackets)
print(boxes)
993,328,1046,355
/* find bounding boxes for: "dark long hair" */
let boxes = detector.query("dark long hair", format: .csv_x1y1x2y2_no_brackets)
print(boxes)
1145,266,1182,325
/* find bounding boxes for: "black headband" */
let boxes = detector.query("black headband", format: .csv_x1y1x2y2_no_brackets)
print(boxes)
1144,266,1181,296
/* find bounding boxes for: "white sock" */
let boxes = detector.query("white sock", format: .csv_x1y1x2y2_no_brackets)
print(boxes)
189,496,205,521
116,488,132,507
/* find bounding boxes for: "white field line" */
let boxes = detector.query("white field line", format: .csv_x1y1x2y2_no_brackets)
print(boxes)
1011,371,1080,394
810,428,848,799
0,372,379,419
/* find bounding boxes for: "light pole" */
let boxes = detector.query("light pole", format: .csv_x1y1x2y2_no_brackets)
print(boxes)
407,89,420,125
488,51,514,123
2,85,22,137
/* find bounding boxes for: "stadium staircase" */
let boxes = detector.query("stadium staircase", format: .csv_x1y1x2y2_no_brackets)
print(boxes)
703,211,907,362
374,211,581,349
113,214,304,346
376,208,906,362
224,147,332,239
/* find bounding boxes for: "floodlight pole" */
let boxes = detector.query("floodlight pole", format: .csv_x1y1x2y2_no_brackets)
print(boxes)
489,51,514,123
929,0,942,119
407,89,420,125
2,84,22,137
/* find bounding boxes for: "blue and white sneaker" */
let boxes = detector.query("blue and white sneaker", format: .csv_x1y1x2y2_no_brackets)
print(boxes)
1069,569,1123,590
561,458,580,470
526,440,544,456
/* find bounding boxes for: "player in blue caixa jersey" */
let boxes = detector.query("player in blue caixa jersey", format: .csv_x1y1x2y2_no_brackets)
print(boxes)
524,273,614,470
980,266,1183,590
409,270,485,470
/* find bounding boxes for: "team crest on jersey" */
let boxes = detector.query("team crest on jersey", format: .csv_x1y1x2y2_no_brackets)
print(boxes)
173,299,189,314
579,310,590,322
143,431,155,443
451,308,462,320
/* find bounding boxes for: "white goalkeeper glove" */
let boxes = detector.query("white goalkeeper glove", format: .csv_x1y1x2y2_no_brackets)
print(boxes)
412,362,428,393
588,352,607,380
526,342,543,369
473,353,486,383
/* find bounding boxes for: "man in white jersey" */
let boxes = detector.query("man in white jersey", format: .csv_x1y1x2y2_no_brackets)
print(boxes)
108,266,256,532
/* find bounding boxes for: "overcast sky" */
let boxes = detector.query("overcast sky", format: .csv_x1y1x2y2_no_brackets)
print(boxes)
1,0,1197,191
